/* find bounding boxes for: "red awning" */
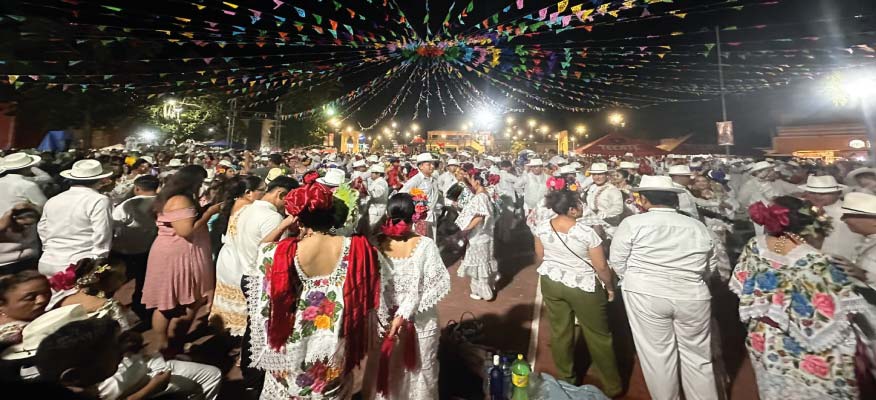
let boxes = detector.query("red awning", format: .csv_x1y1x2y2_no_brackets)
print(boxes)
575,134,667,156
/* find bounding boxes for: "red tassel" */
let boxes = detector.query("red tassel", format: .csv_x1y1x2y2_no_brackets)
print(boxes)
377,334,396,395
403,321,418,370
267,237,300,350
342,236,381,374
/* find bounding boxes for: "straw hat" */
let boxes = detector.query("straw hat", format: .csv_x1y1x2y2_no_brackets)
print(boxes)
317,168,347,187
60,159,113,180
352,160,367,168
841,192,876,216
368,164,385,174
1,305,88,360
414,153,437,164
447,158,460,166
633,175,684,193
588,162,610,174
749,161,774,173
554,165,577,176
265,168,284,184
847,167,876,182
619,161,638,169
0,152,41,171
668,165,692,176
526,158,544,167
166,158,183,168
798,175,846,193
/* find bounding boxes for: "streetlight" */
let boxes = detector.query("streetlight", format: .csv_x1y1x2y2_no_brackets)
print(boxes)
208,127,215,133
528,119,537,128
506,116,515,124
609,113,625,128
541,125,550,134
575,125,587,135
324,106,336,117
410,123,420,132
391,121,398,129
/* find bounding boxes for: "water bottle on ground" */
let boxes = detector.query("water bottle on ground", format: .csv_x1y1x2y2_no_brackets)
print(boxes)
510,354,531,400
501,355,512,399
489,355,505,400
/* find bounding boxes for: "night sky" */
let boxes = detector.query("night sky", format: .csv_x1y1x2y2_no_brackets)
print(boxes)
2,0,875,151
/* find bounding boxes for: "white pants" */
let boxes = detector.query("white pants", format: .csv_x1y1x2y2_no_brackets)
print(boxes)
159,360,222,400
623,291,717,400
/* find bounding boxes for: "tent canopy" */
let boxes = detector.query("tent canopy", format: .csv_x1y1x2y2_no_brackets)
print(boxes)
575,134,667,156
37,130,70,152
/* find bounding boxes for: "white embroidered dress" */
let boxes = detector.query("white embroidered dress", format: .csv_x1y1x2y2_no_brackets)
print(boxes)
456,192,497,280
249,239,351,400
377,236,451,400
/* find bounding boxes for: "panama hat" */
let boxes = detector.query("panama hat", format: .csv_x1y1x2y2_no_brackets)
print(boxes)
619,161,638,169
366,155,379,163
554,165,577,176
139,156,155,165
633,175,684,193
60,159,113,180
847,167,876,182
218,159,233,168
668,165,692,176
588,162,610,174
166,158,184,168
526,158,544,167
798,175,846,193
265,168,284,184
414,153,437,164
352,160,367,168
0,152,41,171
1,305,88,360
317,168,347,187
368,164,385,174
749,161,774,173
841,192,876,216
447,158,460,166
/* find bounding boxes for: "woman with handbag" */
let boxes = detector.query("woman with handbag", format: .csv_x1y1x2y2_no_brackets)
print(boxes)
533,189,623,396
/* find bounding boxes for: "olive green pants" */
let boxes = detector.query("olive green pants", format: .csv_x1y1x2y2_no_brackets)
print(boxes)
540,276,623,396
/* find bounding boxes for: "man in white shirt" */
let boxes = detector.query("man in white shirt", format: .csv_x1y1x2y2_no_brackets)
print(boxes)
668,165,701,219
517,158,548,215
0,152,47,273
111,175,159,323
841,192,876,287
437,158,460,195
365,164,390,230
350,159,368,182
401,153,443,238
610,176,719,400
38,160,114,276
800,175,864,260
737,161,779,208
496,160,520,204
585,163,624,229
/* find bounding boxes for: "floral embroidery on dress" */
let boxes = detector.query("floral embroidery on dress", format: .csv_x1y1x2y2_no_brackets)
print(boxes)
290,359,343,397
290,290,343,342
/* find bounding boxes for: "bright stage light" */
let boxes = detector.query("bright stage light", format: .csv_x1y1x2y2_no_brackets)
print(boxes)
505,116,514,124
843,76,876,101
609,113,625,126
528,119,537,128
575,125,586,134
411,123,420,131
139,129,156,141
474,109,497,127
391,121,398,128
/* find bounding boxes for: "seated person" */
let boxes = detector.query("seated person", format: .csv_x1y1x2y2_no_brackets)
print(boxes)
51,258,134,331
0,271,51,349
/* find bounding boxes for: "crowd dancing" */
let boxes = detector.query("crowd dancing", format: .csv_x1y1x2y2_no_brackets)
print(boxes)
0,146,874,400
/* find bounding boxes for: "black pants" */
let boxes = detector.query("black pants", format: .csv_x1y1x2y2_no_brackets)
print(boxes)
240,275,265,393
112,251,151,327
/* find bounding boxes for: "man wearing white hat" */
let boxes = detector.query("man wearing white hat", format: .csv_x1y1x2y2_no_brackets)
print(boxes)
841,192,876,288
518,158,548,216
365,164,390,230
38,159,114,275
668,165,700,219
437,158,460,195
401,153,443,238
610,175,719,400
350,159,369,182
619,160,641,186
847,167,876,195
0,152,47,273
585,163,624,231
800,175,863,260
737,161,781,209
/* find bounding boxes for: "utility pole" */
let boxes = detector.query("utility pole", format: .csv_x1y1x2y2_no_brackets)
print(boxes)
226,98,237,149
716,26,730,156
275,102,283,151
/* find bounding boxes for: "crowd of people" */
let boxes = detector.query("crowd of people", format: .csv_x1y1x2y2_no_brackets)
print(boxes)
0,144,874,400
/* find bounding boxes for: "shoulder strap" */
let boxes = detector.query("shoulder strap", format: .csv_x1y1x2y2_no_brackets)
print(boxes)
549,220,595,270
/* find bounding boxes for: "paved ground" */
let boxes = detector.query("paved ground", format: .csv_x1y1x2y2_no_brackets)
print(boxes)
122,223,760,400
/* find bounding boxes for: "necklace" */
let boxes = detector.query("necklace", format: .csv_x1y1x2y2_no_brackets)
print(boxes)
772,232,808,254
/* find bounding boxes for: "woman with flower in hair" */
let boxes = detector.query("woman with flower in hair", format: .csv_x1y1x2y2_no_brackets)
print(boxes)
456,169,499,300
374,193,451,399
731,196,868,399
247,171,382,399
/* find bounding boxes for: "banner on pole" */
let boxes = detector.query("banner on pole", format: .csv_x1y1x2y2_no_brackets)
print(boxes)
716,121,734,146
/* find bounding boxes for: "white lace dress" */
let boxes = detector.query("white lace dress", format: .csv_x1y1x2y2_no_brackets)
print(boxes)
249,239,352,400
377,237,451,400
455,192,497,281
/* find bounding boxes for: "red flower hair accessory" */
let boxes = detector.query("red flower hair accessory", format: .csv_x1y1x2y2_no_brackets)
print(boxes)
547,176,566,191
487,174,501,186
381,219,411,237
749,202,791,235
302,171,319,185
285,179,334,217
49,264,77,291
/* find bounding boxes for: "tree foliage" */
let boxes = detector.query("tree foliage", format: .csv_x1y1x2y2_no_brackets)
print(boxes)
276,80,343,147
142,96,227,141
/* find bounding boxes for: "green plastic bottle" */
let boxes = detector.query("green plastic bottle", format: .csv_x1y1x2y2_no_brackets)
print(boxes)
510,354,531,400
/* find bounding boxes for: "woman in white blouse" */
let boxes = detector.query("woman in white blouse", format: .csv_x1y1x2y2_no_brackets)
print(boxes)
533,189,622,396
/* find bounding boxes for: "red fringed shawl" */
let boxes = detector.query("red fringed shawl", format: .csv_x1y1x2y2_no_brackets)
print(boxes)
267,235,381,375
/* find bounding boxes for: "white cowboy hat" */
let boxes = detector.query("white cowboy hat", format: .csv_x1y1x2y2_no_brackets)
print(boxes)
554,165,577,176
569,162,582,170
1,305,88,360
447,158,460,166
368,164,385,174
668,165,692,176
633,175,684,193
798,175,846,193
457,151,471,158
548,156,567,166
265,168,284,184
0,152,41,171
218,159,233,168
366,155,379,163
166,158,183,168
317,168,347,187
841,192,876,216
847,167,876,182
749,161,774,173
619,161,638,169
588,162,610,174
60,159,113,180
526,158,544,167
139,156,155,165
352,160,367,168
414,153,436,164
